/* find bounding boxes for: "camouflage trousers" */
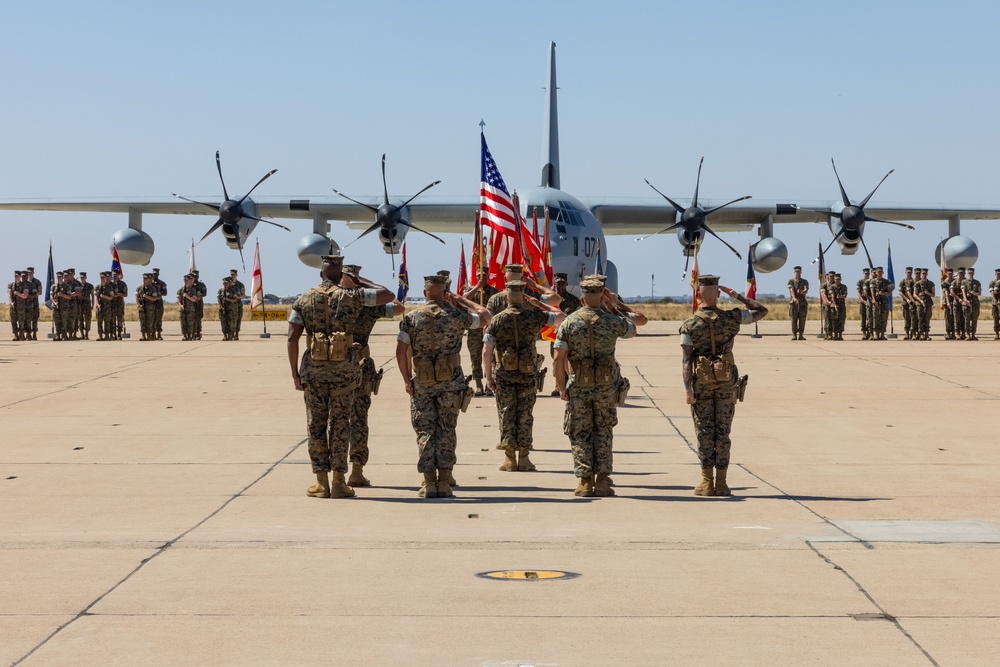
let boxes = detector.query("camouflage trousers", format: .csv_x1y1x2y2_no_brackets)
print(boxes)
690,380,737,469
57,302,78,338
966,302,979,336
822,305,837,337
943,305,954,335
194,303,204,337
410,384,463,473
902,302,914,334
79,304,92,336
789,301,807,336
349,391,372,466
9,301,24,336
303,381,356,474
29,300,39,334
114,303,126,337
953,303,966,336
919,301,933,334
466,328,485,382
563,384,617,477
858,301,869,336
153,301,164,335
993,304,999,333
494,376,537,450
221,304,240,337
138,306,155,337
179,307,197,339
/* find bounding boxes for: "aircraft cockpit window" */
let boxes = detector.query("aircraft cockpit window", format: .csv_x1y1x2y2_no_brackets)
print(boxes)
558,201,584,227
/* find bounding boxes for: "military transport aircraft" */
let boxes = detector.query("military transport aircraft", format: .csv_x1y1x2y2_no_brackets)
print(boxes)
1,42,998,292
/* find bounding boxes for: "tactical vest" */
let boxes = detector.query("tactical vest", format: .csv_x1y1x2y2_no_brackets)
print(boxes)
692,309,735,386
569,310,616,387
411,303,461,386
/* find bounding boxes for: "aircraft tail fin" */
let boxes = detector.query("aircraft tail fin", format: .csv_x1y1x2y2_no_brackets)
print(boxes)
540,41,560,190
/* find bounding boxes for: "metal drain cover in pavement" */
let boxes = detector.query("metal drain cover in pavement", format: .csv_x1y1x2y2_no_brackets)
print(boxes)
832,519,1000,543
476,570,579,581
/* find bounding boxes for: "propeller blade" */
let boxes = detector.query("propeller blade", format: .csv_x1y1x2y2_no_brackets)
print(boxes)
830,159,852,207
343,221,383,248
172,193,221,213
858,232,874,270
236,232,246,271
822,227,847,255
858,169,895,209
397,180,442,210
237,169,278,204
398,219,446,244
332,188,379,214
693,156,704,207
703,195,752,216
242,214,291,232
199,219,225,244
682,252,691,279
391,245,396,276
635,222,682,241
643,179,686,214
793,205,844,220
702,223,742,259
216,151,230,202
863,215,914,230
381,154,389,205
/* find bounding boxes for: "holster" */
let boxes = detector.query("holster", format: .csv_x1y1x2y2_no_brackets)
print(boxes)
461,376,475,413
736,374,749,402
615,376,631,407
371,368,384,396
535,367,548,392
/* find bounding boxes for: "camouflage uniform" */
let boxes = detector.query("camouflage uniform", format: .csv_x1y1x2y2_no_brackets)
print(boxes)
898,272,915,339
963,274,981,339
679,305,751,470
290,281,374,473
951,272,968,338
78,278,94,339
194,275,207,339
57,275,82,339
466,282,499,386
346,301,395,466
834,279,848,338
870,274,890,339
152,273,167,339
112,277,128,339
918,274,935,338
136,279,158,339
990,274,1000,338
787,276,809,338
484,303,557,452
26,272,41,337
555,306,635,479
8,274,23,340
399,301,478,474
231,277,246,337
178,281,202,340
821,278,836,339
856,273,871,339
95,275,116,339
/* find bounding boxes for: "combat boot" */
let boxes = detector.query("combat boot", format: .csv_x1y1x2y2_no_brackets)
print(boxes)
594,473,616,497
306,472,331,499
694,467,715,496
348,464,371,487
436,468,454,498
329,472,355,498
445,469,458,488
517,448,536,472
574,475,594,497
418,471,438,498
499,447,518,472
715,468,732,496
995,332,999,340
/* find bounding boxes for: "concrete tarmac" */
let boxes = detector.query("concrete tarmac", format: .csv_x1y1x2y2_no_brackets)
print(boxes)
2,319,998,666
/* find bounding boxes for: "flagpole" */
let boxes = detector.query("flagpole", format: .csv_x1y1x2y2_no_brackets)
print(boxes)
886,239,897,339
748,243,761,338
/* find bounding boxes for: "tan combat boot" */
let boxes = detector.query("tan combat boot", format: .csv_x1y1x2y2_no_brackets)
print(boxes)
714,467,731,496
445,470,459,488
306,472,331,498
499,447,518,471
594,473,615,497
436,468,454,498
348,464,371,487
574,475,595,497
418,471,438,498
694,467,715,496
329,472,356,498
517,448,536,472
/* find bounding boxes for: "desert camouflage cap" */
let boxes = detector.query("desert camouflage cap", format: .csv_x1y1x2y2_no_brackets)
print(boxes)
504,264,525,274
697,274,719,286
506,280,526,290
424,274,447,286
553,272,568,283
579,277,605,293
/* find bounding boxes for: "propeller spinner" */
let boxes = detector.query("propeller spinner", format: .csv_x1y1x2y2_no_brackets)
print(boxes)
171,151,289,267
794,159,914,268
639,157,751,276
333,154,445,273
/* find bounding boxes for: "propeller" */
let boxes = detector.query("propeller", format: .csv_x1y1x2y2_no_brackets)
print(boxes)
172,151,289,268
332,154,445,273
793,159,914,269
639,157,750,262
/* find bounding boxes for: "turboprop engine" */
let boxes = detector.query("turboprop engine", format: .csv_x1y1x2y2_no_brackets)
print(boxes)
110,228,154,266
677,227,704,255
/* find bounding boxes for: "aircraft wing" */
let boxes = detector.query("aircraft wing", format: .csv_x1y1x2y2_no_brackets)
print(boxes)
0,196,480,231
583,197,1000,234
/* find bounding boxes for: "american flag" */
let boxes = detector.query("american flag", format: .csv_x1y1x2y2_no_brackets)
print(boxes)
479,132,517,235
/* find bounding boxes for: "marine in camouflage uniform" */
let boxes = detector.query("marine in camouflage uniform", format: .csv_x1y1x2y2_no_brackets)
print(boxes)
897,267,914,339
833,274,848,339
484,281,565,473
340,264,403,487
56,269,82,340
962,268,981,341
941,269,955,340
990,268,1000,340
192,271,207,340
112,274,128,339
230,269,245,339
136,273,159,340
78,272,94,340
151,268,167,340
869,267,891,340
916,268,935,339
680,274,767,497
177,274,201,340
396,274,490,499
787,266,809,340
289,254,393,499
462,266,499,395
553,275,646,498
952,268,968,339
95,272,115,340
8,271,23,340
856,268,871,339
26,267,42,340
822,272,837,339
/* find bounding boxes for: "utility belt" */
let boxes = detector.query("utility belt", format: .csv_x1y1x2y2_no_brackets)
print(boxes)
498,347,539,374
569,356,616,387
309,331,354,362
412,353,462,387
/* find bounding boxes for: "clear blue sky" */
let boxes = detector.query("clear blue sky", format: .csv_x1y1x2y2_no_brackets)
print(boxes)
3,0,999,299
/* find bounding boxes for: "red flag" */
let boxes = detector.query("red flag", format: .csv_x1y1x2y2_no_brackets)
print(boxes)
745,243,757,300
111,243,123,279
250,239,264,309
541,207,553,286
470,212,482,278
457,240,468,294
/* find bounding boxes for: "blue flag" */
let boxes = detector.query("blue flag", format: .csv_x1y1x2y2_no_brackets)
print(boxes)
43,242,54,310
396,242,408,301
886,240,895,310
